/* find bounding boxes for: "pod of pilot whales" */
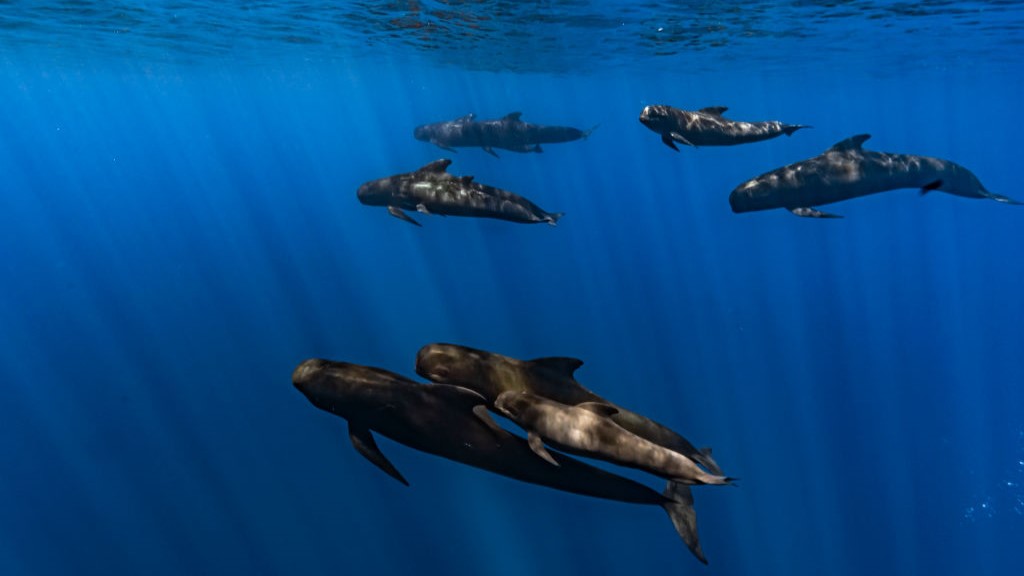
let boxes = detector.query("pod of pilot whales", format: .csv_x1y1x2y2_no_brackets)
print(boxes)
303,105,1020,566
293,344,728,564
357,104,1019,225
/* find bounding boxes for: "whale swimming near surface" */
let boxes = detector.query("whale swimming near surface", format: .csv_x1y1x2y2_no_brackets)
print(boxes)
639,104,809,151
414,343,725,477
414,112,596,157
357,159,563,226
729,134,1021,218
494,390,734,487
292,358,712,564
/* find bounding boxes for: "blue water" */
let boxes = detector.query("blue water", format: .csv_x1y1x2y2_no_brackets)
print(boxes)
3,2,1024,575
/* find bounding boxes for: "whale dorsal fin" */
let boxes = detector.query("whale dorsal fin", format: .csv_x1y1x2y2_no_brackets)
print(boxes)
827,134,871,152
527,356,584,378
503,111,523,121
459,175,474,185
349,422,410,486
417,159,452,173
576,402,618,417
698,106,728,117
455,113,475,122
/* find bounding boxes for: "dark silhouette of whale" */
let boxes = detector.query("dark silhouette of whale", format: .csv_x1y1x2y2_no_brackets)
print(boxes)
357,159,562,226
414,112,596,157
292,358,711,564
729,134,1021,218
415,342,727,564
639,104,809,151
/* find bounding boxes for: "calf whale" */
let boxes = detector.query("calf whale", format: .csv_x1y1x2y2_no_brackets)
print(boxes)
729,134,1021,218
414,112,596,157
357,159,563,226
494,390,733,487
414,343,725,477
639,104,809,151
292,358,711,564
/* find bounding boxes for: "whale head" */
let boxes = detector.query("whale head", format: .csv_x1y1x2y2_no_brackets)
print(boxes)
416,343,507,401
292,359,409,419
639,105,676,133
493,390,531,420
729,176,784,213
413,124,433,142
356,176,395,207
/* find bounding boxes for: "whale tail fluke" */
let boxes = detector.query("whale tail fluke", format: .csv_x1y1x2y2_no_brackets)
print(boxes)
661,481,707,564
984,191,1023,205
783,124,811,136
545,212,565,226
582,124,600,139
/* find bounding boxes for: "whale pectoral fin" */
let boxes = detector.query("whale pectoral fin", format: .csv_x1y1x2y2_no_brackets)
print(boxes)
533,144,543,153
430,139,457,153
527,432,560,466
472,405,506,444
662,481,707,565
670,132,695,147
388,206,422,226
416,203,432,215
482,146,500,158
527,356,584,379
920,180,943,195
349,422,410,486
661,133,680,151
790,207,843,219
576,402,619,418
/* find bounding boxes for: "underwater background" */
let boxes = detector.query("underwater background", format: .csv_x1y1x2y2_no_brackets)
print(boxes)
2,1,1024,574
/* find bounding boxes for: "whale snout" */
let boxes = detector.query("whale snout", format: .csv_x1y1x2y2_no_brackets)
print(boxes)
639,105,668,127
413,125,430,142
292,358,327,394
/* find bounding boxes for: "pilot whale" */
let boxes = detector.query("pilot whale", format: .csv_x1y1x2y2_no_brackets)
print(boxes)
729,134,1021,218
292,358,712,564
414,112,596,157
357,159,563,226
414,343,725,477
494,390,734,487
640,104,809,151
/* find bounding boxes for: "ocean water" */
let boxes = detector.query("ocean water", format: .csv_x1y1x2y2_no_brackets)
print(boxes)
2,2,1024,575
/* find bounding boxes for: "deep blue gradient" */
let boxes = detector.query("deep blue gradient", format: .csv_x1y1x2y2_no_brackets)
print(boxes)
2,4,1024,575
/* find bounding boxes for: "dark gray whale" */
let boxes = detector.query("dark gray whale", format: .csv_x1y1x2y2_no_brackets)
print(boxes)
729,134,1021,218
292,358,711,564
357,159,562,226
639,104,809,151
414,112,595,157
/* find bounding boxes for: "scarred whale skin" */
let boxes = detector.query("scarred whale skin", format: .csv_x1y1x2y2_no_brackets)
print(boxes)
292,358,711,564
729,134,1021,218
357,159,562,226
639,104,809,151
414,112,595,157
